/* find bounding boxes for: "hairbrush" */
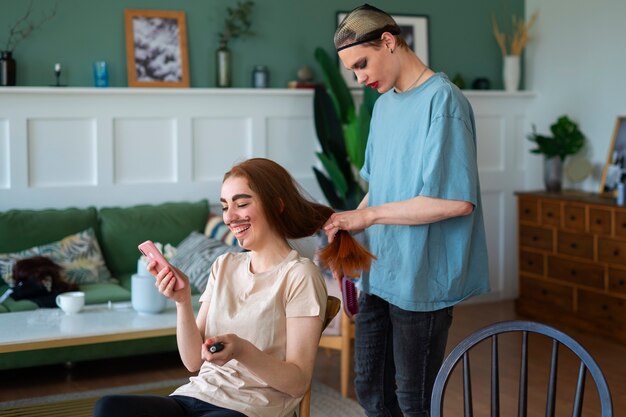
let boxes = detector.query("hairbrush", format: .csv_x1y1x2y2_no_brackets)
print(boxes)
341,277,359,320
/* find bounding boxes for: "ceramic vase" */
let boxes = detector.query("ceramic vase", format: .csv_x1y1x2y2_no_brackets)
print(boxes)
0,51,16,86
216,46,232,88
131,259,166,314
544,156,563,192
503,55,520,92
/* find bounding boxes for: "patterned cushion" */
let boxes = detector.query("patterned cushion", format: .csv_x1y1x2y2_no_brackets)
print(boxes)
204,213,238,246
170,231,243,292
0,228,114,286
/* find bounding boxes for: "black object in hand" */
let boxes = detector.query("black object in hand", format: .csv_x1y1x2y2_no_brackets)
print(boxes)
209,342,224,353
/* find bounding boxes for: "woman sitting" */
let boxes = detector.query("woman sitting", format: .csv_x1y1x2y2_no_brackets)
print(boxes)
93,158,373,417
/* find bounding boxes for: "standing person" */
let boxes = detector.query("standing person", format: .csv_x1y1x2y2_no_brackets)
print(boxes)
93,158,372,417
325,4,490,417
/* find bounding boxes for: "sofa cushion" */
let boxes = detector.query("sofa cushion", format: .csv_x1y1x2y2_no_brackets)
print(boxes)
1,296,38,312
80,282,132,304
98,200,210,280
204,213,238,246
0,228,113,286
170,231,244,293
0,207,98,253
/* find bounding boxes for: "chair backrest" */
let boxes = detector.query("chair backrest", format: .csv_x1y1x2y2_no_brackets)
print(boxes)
430,320,613,417
322,296,342,331
298,295,341,417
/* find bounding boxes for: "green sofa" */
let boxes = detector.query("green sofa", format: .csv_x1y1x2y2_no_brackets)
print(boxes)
0,199,210,369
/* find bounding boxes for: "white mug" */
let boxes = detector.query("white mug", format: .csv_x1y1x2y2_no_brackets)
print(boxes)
56,291,85,314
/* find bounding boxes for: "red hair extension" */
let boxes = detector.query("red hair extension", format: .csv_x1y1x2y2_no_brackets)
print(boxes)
318,230,376,278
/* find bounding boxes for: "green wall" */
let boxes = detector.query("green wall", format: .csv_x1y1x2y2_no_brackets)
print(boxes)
0,0,523,89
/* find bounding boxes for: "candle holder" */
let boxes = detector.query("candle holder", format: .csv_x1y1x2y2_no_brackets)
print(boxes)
51,63,66,87
54,63,61,86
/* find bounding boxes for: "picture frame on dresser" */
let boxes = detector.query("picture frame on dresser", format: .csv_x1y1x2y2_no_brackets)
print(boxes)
124,9,190,88
336,11,429,89
600,116,626,194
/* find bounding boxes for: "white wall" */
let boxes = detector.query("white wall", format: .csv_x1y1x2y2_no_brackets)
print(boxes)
525,0,626,191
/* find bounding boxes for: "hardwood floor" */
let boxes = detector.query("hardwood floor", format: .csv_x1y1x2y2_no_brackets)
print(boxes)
1,300,624,417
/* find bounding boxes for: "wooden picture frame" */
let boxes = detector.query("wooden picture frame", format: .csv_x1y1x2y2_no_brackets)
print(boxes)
600,116,626,194
336,12,429,89
124,9,190,88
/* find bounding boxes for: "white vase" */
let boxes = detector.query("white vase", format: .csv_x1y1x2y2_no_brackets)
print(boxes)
131,273,166,314
503,55,521,92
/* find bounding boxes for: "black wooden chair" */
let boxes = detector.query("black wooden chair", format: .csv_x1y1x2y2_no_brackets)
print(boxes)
430,320,613,417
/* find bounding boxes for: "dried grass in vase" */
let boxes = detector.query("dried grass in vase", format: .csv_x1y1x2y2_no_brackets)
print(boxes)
492,11,539,56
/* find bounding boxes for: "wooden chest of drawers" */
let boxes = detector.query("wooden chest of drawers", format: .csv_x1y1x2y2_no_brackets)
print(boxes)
516,191,626,343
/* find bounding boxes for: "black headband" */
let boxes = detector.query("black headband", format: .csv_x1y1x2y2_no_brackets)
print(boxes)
336,25,401,52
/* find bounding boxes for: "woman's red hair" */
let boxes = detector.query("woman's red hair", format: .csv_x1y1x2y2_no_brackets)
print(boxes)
224,158,375,278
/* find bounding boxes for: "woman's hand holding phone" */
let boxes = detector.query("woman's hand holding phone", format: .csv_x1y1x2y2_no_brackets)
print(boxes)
138,240,186,291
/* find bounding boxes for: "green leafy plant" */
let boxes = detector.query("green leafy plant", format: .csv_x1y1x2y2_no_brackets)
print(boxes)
218,1,254,49
312,47,379,210
527,115,586,161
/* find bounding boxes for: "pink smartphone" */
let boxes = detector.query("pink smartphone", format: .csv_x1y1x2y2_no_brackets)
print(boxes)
137,240,185,290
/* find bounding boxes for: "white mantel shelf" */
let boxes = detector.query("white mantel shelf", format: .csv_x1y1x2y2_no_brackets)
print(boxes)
0,87,535,303
0,86,536,98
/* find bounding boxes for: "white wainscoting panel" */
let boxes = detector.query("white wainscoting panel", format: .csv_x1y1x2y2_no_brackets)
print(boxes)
113,118,178,184
267,116,318,178
467,91,535,302
28,118,97,188
475,115,505,172
192,117,252,181
0,87,535,301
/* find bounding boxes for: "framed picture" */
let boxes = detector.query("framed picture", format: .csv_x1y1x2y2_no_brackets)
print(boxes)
336,12,429,89
124,9,190,88
600,116,626,194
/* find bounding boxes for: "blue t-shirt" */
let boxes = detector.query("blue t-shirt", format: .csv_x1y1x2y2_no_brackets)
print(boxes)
359,73,490,311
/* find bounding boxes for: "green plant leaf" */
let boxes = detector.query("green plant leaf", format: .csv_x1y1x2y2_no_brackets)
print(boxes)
527,116,586,161
313,85,353,188
314,47,355,124
316,152,348,198
313,167,345,210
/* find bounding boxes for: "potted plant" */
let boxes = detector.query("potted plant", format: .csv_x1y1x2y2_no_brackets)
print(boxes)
312,47,379,210
527,115,586,192
215,0,254,87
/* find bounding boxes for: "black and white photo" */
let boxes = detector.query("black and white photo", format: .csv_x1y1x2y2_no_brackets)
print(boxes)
601,116,626,193
124,9,190,88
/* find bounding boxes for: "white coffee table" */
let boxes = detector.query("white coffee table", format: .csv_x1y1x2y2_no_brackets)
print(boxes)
0,300,198,354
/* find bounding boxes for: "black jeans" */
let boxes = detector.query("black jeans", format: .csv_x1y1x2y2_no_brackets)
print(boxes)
354,293,453,417
92,394,246,417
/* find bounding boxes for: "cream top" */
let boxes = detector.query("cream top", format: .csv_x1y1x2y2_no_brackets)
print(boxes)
172,250,327,417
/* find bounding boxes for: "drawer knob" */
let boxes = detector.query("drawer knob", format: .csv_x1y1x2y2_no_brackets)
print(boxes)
524,208,531,214
595,219,603,225
547,212,554,218
619,279,625,286
602,304,609,311
532,236,539,242
614,249,620,257
570,270,577,276
569,215,576,221
622,223,626,229
527,260,534,266
541,289,548,295
570,243,578,249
